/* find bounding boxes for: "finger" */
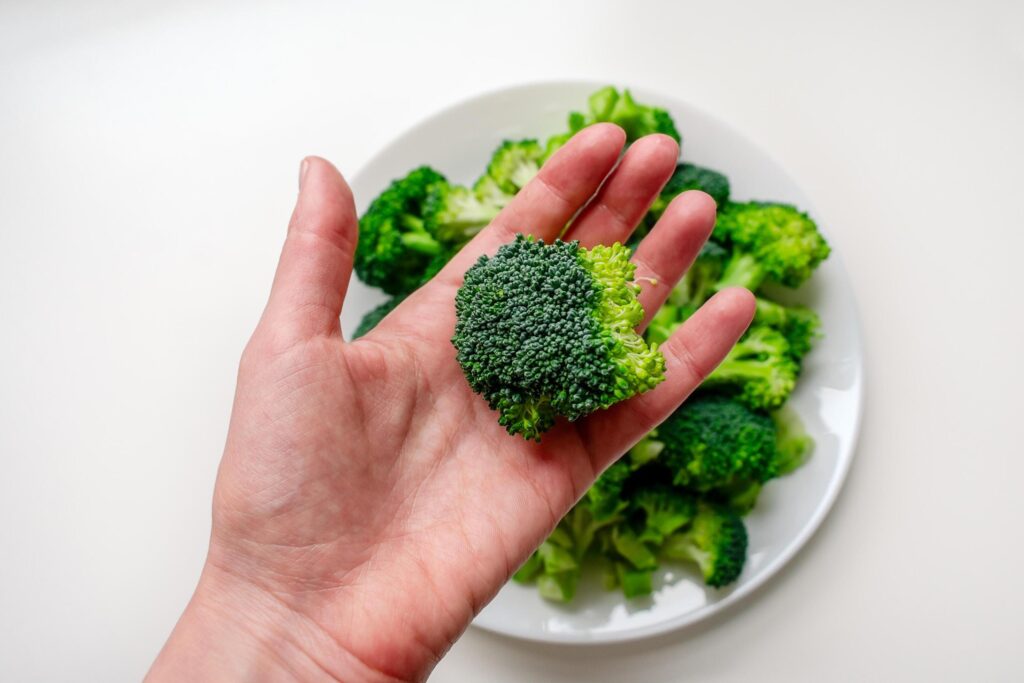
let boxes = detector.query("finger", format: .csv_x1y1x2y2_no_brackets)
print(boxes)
435,123,627,283
261,157,357,341
580,287,756,470
631,190,719,330
562,134,678,247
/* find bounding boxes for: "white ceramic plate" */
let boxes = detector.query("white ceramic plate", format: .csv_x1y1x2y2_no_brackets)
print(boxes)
343,81,864,644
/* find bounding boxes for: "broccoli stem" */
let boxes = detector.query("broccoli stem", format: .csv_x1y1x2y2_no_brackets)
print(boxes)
716,252,766,291
399,229,442,255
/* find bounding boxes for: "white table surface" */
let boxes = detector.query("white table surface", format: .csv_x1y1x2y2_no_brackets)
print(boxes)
1,1,1022,680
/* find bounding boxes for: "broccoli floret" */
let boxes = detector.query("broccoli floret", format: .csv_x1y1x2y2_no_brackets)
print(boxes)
647,163,731,226
703,326,799,410
655,394,778,491
354,166,448,295
633,485,696,544
713,201,831,291
452,235,665,440
352,295,406,339
587,460,632,520
482,139,545,195
754,297,822,361
772,405,814,475
424,183,499,247
645,241,728,345
663,502,748,588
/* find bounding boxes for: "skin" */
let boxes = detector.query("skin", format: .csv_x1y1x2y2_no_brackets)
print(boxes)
147,124,756,683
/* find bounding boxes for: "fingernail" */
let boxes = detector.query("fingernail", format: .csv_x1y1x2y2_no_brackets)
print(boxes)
298,158,310,191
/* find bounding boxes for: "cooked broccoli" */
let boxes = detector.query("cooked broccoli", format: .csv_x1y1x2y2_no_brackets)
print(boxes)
647,163,731,226
754,296,822,361
713,201,831,291
352,295,406,339
452,235,665,440
588,460,632,520
354,166,449,294
633,485,696,544
703,326,799,410
656,394,778,491
772,405,814,475
424,183,499,246
663,502,748,588
645,241,728,345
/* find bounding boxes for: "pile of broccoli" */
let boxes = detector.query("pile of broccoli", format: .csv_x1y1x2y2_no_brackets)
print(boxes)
350,86,830,600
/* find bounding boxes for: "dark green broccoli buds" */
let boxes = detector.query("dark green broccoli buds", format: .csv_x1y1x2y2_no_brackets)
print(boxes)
452,235,665,440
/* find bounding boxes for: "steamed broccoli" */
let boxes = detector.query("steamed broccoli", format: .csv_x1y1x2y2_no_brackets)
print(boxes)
588,460,632,520
663,502,748,588
424,183,499,246
352,295,406,339
703,326,798,410
354,166,449,294
645,241,728,345
655,394,779,491
633,485,696,544
713,201,831,291
452,235,665,440
772,405,814,475
754,296,822,361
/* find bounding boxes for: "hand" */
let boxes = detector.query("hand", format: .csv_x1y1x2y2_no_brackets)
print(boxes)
148,125,755,682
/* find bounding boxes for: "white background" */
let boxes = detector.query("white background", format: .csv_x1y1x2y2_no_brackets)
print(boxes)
1,1,1021,680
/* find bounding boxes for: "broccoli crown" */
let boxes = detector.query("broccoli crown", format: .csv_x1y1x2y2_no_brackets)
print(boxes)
584,86,681,142
588,460,632,520
354,166,449,295
424,183,499,247
453,235,664,440
704,326,798,410
633,484,696,543
648,163,731,223
645,241,728,345
713,201,831,290
352,295,406,339
663,502,748,587
657,394,778,490
479,139,545,196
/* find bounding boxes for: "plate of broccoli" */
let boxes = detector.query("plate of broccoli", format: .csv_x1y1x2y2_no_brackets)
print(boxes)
343,82,864,643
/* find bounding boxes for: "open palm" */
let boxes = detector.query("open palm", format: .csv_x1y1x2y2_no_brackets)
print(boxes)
149,125,754,683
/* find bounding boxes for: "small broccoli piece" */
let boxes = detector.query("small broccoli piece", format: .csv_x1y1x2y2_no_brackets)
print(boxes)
354,166,448,295
633,485,696,544
703,326,799,410
611,527,659,570
655,394,778,491
483,139,545,194
647,163,731,226
713,201,831,291
663,502,748,588
424,183,500,247
615,563,655,598
772,405,814,475
645,241,728,345
754,297,822,361
587,460,632,520
352,295,406,339
453,235,665,440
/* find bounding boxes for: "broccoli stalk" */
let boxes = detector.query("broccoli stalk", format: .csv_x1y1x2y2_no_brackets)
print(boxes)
453,235,665,440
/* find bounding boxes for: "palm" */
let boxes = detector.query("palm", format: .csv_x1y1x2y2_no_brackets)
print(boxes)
204,126,753,682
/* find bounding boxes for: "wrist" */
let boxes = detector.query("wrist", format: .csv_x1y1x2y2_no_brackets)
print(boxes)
146,562,399,683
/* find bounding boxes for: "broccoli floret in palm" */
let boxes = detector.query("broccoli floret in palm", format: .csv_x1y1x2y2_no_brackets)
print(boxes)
663,502,748,588
754,296,822,361
713,201,831,291
704,326,799,410
656,394,778,491
352,295,406,339
355,166,449,294
647,163,731,225
633,485,696,544
452,235,665,440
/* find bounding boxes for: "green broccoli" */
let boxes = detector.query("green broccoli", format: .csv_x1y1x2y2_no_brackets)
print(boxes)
713,201,831,291
633,484,696,544
452,235,665,440
754,296,822,361
479,139,545,196
647,163,731,225
645,241,728,345
587,460,632,520
354,166,449,295
655,394,778,491
703,326,799,410
352,295,406,339
772,405,814,475
424,183,499,246
663,502,748,588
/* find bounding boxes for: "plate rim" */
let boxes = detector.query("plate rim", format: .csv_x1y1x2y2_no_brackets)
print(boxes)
347,79,866,645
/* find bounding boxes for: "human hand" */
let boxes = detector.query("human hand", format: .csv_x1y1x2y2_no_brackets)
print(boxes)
148,124,755,682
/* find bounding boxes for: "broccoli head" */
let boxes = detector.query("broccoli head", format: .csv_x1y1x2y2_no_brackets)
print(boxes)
645,241,728,345
754,296,822,361
713,201,831,291
452,235,665,440
633,484,696,544
355,166,449,295
478,139,545,197
424,183,499,247
656,394,778,491
587,460,632,520
352,295,406,339
703,326,799,410
663,502,748,588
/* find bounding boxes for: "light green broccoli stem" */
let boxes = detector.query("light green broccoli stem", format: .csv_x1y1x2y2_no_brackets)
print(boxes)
715,252,765,291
